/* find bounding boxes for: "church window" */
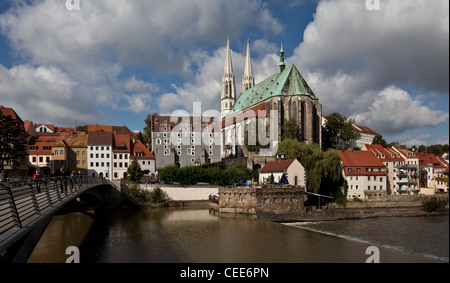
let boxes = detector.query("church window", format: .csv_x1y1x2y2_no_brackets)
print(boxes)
292,102,298,121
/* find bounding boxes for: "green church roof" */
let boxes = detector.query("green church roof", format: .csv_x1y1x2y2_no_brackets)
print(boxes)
226,64,318,118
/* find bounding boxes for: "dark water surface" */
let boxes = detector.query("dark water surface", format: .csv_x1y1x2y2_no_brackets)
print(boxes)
29,206,448,263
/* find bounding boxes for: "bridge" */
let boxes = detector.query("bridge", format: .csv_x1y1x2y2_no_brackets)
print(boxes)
0,176,120,263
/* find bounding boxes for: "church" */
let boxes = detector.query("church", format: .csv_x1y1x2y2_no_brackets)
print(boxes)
220,36,322,166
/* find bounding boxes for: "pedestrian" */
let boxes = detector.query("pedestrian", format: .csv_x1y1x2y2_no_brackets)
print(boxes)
0,170,6,182
60,168,68,193
33,169,43,193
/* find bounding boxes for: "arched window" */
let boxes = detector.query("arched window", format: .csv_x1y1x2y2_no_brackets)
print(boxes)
292,102,297,121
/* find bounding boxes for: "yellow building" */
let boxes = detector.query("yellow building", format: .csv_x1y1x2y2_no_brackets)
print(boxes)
52,132,88,175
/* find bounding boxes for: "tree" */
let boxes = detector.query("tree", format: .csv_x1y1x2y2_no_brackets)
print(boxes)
372,134,388,148
127,158,144,183
276,139,343,196
0,110,28,172
281,120,300,141
322,112,360,150
76,125,87,132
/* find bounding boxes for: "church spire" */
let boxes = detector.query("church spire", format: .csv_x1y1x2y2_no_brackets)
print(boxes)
278,41,286,73
224,35,234,75
242,39,255,93
221,35,236,119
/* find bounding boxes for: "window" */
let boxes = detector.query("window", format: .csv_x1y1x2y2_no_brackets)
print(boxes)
54,150,58,155
273,198,278,204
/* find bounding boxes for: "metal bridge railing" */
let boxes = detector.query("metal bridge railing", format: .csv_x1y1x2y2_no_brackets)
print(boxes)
0,176,104,244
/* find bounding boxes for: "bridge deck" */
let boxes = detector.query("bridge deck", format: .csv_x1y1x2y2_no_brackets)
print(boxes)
0,176,106,257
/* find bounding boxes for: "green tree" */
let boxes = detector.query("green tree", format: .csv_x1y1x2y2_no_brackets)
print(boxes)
0,110,28,172
76,125,87,132
322,112,360,150
276,139,343,195
372,134,388,148
281,120,300,141
127,158,144,183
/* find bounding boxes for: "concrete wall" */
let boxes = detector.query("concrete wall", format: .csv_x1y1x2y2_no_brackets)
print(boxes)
140,184,218,202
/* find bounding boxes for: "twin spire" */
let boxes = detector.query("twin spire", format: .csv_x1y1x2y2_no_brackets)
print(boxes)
221,36,285,118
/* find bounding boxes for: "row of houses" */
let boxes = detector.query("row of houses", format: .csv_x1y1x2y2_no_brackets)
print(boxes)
1,105,156,181
340,144,448,199
256,145,448,201
28,124,156,180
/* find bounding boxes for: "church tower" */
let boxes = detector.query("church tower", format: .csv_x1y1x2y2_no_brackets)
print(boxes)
221,35,236,119
278,41,286,73
241,39,255,93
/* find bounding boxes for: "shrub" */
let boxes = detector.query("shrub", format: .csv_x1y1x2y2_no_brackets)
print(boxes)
334,197,348,207
422,197,449,213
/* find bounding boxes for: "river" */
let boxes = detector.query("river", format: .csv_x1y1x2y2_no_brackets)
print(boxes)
28,206,448,264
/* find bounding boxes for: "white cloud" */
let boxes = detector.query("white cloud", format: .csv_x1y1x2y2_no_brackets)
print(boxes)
294,0,449,93
0,0,283,123
0,64,97,125
352,86,449,134
288,0,449,138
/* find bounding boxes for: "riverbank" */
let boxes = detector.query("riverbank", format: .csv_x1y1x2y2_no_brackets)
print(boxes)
289,205,449,223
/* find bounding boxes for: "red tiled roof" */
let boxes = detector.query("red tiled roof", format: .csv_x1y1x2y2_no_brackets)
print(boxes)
363,144,404,161
113,134,131,152
418,153,447,169
0,105,21,121
339,150,387,176
88,125,134,135
260,159,296,173
352,124,379,135
131,140,155,159
88,131,113,145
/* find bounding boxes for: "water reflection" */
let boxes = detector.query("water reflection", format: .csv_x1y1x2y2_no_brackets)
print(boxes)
29,206,445,263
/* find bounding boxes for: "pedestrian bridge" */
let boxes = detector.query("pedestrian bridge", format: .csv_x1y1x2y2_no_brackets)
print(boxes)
0,176,120,263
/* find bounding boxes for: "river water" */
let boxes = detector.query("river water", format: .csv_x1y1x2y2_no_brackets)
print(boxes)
28,206,448,264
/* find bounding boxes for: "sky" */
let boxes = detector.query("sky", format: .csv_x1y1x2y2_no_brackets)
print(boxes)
0,0,448,147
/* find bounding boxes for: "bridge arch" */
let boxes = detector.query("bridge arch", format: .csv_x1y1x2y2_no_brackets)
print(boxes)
0,176,120,263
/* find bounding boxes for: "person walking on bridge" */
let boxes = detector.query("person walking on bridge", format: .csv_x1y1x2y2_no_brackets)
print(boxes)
33,169,43,193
